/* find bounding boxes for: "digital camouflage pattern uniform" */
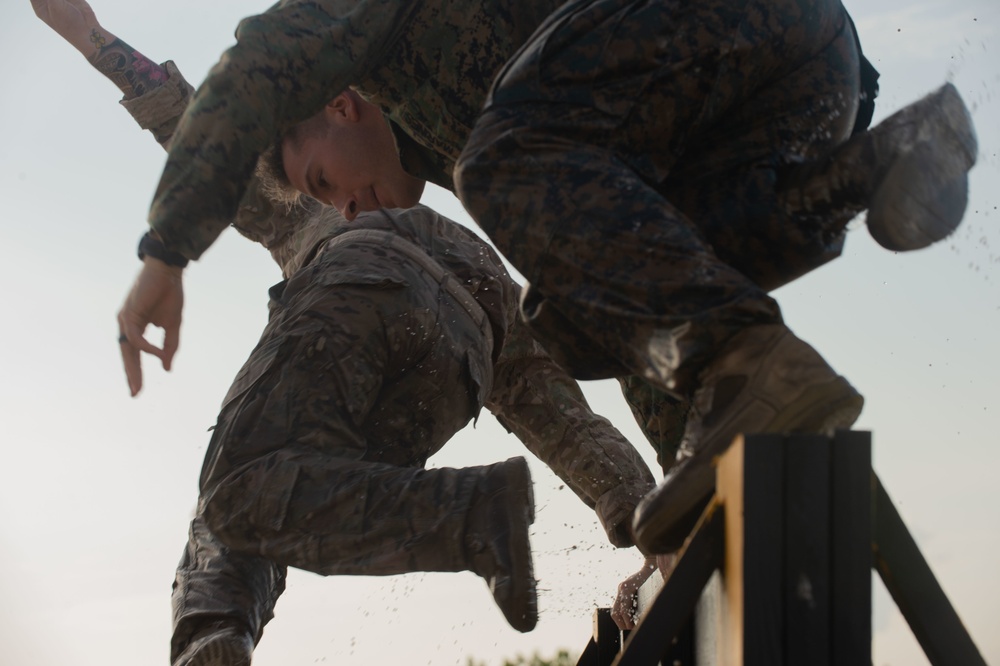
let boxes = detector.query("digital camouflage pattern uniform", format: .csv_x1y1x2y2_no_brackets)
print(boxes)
142,0,876,463
121,64,655,659
456,0,869,394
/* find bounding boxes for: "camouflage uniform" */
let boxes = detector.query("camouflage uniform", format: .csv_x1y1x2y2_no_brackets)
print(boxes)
142,0,875,444
145,0,567,257
121,64,654,660
455,0,867,392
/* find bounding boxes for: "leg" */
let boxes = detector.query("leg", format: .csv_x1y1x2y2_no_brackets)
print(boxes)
199,257,485,574
458,0,858,389
198,249,536,629
170,517,285,666
457,0,865,554
618,375,689,473
776,83,978,252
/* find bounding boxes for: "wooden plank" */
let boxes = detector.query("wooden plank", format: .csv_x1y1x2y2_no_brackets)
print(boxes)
594,608,622,666
725,434,786,666
873,476,987,666
716,434,746,666
783,435,831,666
576,638,600,666
661,616,695,665
615,499,725,666
694,571,724,666
829,430,872,666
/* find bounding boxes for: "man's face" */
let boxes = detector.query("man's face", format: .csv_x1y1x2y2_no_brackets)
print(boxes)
282,94,425,220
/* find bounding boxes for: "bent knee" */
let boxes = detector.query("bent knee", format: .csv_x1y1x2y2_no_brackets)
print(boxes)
200,460,300,554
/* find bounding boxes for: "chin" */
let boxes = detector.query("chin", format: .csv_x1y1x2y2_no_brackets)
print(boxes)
407,180,427,207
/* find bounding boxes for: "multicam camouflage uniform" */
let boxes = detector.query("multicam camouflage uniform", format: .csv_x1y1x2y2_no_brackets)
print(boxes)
122,63,655,660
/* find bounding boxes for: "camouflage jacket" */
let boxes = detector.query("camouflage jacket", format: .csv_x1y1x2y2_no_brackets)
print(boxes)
147,0,564,261
123,62,655,546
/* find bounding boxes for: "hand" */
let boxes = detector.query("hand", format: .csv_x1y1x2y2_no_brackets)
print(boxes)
611,556,657,630
610,552,679,630
31,0,105,55
117,257,184,396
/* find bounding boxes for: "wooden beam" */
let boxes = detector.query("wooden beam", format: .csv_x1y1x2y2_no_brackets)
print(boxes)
829,431,872,666
717,434,788,666
873,475,987,666
594,608,622,666
615,498,724,665
783,435,831,666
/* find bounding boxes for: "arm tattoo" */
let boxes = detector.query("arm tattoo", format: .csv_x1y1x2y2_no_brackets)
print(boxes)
86,32,167,100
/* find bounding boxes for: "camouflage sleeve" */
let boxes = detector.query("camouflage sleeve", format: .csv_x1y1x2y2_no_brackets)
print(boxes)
147,0,417,260
485,315,656,548
118,60,193,148
118,59,324,267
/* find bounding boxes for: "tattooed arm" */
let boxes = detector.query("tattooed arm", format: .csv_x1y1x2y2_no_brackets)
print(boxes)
32,0,168,101
87,36,168,101
33,0,183,396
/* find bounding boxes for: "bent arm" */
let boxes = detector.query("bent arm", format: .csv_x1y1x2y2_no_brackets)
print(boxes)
148,0,417,261
486,316,656,548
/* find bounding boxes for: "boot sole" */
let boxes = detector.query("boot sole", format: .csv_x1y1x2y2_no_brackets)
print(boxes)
868,83,978,251
633,377,863,554
499,457,538,633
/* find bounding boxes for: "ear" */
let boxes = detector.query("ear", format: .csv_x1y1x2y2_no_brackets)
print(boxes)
324,90,361,124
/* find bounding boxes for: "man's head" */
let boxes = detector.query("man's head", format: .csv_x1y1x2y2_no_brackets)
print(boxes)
265,89,425,219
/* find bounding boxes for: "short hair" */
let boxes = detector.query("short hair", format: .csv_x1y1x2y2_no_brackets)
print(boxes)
256,134,302,206
255,112,330,205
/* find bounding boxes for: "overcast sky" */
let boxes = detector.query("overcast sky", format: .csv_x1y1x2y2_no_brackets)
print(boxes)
1,1,997,664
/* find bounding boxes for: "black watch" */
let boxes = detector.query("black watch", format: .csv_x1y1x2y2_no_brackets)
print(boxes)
137,231,189,268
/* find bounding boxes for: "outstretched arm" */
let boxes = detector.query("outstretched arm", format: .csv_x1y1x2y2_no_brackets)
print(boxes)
33,0,182,396
32,0,169,100
32,0,182,144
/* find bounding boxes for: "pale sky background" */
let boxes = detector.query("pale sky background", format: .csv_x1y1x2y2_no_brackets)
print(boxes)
0,1,997,664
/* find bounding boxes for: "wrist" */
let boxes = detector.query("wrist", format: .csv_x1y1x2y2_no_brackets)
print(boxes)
138,231,189,268
78,25,116,59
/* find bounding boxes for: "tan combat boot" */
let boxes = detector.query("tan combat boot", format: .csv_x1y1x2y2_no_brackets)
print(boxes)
780,82,978,251
632,324,864,554
173,621,253,666
465,456,538,633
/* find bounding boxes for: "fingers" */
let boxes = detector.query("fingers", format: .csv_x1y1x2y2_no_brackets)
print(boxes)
611,583,639,630
118,310,174,395
611,602,637,630
161,321,180,371
611,556,659,630
118,309,154,396
116,259,185,395
118,330,143,397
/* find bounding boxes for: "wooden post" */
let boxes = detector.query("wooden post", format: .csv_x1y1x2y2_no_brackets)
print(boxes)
581,430,983,666
715,432,872,666
873,476,987,666
830,431,873,666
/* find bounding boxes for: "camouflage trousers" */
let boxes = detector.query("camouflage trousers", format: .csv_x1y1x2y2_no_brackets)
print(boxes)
456,0,861,395
172,235,497,659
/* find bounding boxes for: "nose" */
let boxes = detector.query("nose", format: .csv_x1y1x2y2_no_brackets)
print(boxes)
335,196,359,221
